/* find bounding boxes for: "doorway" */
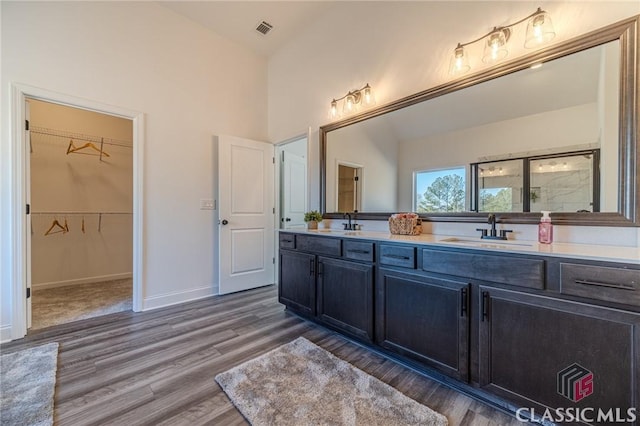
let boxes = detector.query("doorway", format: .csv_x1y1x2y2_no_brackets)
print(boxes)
337,162,362,213
27,99,134,330
277,135,308,230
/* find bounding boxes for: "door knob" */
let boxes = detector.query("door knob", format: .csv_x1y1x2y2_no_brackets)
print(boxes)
221,219,229,225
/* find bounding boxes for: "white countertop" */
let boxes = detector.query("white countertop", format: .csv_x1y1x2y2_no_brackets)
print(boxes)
281,229,640,264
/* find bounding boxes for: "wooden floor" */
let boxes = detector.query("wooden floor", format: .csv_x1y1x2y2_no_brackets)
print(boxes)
2,285,521,426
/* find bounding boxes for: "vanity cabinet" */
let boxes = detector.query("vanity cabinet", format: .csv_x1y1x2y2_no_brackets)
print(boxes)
279,249,316,316
317,256,374,341
376,267,470,381
278,232,640,423
278,233,375,341
478,286,640,420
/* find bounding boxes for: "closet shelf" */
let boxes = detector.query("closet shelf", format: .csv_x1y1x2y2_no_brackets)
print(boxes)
30,126,133,148
31,211,132,215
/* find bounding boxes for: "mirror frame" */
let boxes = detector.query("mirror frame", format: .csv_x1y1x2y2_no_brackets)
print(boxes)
320,15,639,226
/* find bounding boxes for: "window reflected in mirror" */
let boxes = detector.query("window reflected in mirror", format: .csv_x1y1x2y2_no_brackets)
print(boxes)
477,160,523,212
472,150,599,213
530,151,598,212
415,167,466,212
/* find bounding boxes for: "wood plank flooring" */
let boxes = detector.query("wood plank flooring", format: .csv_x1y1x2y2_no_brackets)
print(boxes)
1,285,521,426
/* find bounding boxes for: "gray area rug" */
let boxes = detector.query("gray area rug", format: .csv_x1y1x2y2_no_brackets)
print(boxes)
1,342,59,426
216,337,448,425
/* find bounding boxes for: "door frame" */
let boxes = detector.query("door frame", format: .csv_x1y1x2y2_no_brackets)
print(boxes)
274,130,311,285
9,83,145,340
335,160,363,213
275,131,311,230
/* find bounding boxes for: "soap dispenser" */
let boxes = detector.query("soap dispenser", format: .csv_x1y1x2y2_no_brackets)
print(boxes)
538,211,553,244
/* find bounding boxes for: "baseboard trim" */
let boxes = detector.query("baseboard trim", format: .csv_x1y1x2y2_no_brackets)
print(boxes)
0,325,13,343
142,285,214,311
32,273,133,290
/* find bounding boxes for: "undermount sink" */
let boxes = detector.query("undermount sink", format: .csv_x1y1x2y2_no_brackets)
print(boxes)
439,237,534,248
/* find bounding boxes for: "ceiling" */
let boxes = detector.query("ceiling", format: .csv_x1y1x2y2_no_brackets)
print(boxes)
160,1,338,57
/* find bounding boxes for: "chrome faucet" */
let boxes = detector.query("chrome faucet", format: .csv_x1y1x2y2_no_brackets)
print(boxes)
476,214,512,240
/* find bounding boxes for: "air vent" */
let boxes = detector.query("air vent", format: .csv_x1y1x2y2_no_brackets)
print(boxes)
255,21,273,35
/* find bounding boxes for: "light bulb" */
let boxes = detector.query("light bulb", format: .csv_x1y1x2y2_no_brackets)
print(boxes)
360,85,376,108
343,93,357,115
482,29,509,63
449,44,470,76
525,9,555,48
328,99,340,120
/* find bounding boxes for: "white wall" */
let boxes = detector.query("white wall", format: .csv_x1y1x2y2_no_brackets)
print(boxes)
268,1,639,246
29,99,133,288
1,2,267,339
326,120,398,212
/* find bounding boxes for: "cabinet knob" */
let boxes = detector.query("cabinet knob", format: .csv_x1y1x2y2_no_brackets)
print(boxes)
221,219,229,225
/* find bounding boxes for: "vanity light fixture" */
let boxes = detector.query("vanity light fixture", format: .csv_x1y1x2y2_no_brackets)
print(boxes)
449,7,555,76
328,84,376,120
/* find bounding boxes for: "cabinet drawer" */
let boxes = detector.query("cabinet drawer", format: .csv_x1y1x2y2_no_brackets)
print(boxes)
560,263,640,306
279,233,296,249
379,245,416,269
344,240,374,262
296,235,341,257
422,249,544,289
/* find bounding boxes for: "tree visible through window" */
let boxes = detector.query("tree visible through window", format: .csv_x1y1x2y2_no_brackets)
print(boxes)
415,168,466,212
479,188,513,212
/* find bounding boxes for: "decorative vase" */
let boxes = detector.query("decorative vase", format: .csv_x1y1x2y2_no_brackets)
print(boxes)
307,221,318,230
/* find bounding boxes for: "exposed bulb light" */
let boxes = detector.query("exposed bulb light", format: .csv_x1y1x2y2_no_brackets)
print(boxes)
482,28,509,63
328,84,376,121
343,92,357,115
449,44,471,75
448,7,555,77
328,99,340,120
361,84,376,108
525,8,555,48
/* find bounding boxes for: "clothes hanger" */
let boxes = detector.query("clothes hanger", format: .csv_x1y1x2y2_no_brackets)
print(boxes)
66,139,110,157
44,218,67,236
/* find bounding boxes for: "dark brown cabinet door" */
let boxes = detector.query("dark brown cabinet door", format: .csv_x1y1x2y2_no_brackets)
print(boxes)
317,256,374,341
376,268,470,381
479,287,640,425
278,250,316,316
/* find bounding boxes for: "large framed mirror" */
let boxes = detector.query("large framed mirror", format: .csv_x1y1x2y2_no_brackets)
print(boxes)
320,16,639,226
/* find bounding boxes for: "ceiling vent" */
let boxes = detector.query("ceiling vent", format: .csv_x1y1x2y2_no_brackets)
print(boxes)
255,21,273,36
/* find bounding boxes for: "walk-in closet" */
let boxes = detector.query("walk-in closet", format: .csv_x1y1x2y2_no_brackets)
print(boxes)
28,99,133,330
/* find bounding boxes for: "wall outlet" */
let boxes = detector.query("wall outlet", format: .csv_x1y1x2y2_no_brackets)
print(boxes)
200,199,215,210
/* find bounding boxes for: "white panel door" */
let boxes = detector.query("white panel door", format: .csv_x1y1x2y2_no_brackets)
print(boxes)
218,135,275,295
282,151,307,229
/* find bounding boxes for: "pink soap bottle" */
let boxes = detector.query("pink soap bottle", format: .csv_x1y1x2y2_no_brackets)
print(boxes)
538,211,553,244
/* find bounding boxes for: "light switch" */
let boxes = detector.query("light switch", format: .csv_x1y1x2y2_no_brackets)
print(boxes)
200,199,215,210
